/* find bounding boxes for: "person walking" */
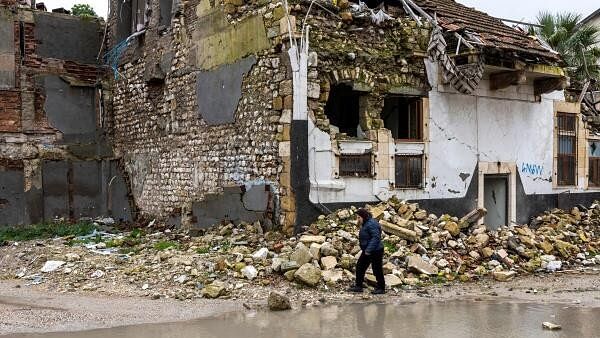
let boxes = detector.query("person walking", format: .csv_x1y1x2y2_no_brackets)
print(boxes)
347,208,386,294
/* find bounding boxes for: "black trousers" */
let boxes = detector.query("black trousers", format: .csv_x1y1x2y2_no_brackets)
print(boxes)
355,248,385,290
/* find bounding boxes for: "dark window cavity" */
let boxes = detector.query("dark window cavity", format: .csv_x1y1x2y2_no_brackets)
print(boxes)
589,140,600,186
116,0,133,41
131,0,148,32
395,155,423,188
159,0,173,27
557,113,577,186
324,83,363,137
339,154,372,177
382,96,422,140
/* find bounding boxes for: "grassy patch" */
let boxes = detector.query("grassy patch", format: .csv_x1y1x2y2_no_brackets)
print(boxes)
383,240,396,252
118,247,140,255
0,221,96,242
154,240,179,251
219,240,231,252
196,246,210,254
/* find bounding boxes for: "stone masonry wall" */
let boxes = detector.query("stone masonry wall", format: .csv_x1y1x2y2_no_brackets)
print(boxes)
107,0,295,232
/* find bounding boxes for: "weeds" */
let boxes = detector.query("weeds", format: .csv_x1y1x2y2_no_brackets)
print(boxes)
154,240,179,251
196,246,210,254
383,240,396,252
0,221,96,242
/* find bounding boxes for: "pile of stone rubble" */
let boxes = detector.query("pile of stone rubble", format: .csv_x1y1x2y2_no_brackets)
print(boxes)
3,198,599,300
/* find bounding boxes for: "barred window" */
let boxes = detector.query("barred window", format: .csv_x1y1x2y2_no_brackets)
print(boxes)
395,155,423,188
557,113,577,186
339,154,371,177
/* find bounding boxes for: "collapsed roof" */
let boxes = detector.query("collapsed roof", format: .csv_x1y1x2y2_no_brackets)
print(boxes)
411,0,561,64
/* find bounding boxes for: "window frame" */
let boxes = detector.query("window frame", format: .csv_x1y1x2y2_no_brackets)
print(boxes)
382,96,424,142
588,139,600,187
394,154,424,189
556,112,577,186
339,153,372,178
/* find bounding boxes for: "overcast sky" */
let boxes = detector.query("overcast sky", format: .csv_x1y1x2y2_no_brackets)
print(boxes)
42,0,598,22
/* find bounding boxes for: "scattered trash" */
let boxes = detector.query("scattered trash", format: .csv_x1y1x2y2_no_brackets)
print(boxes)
40,261,65,273
90,270,105,278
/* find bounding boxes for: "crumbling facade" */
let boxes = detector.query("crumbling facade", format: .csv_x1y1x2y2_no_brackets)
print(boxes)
0,0,132,225
100,0,600,231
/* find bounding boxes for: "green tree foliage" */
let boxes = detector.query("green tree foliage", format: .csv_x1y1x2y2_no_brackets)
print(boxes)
71,4,97,17
532,12,600,84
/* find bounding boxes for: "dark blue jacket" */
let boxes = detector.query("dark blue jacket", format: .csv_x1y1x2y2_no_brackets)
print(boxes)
359,218,384,254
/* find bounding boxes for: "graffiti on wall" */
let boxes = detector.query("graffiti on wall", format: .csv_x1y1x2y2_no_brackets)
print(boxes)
521,162,544,177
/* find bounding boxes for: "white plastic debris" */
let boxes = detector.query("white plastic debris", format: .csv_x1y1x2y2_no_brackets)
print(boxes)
40,260,65,273
91,270,105,278
174,275,187,284
371,9,393,25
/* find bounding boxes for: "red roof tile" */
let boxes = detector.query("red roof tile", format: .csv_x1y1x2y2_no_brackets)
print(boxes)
413,0,561,62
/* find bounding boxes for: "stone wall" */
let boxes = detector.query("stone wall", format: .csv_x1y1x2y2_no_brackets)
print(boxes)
0,6,133,226
106,0,295,232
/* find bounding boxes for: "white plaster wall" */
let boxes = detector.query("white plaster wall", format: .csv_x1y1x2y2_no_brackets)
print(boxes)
308,59,576,204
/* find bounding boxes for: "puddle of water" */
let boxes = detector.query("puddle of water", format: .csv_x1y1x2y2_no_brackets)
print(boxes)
7,301,599,338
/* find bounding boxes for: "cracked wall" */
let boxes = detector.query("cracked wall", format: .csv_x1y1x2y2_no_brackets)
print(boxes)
107,0,294,232
0,5,133,226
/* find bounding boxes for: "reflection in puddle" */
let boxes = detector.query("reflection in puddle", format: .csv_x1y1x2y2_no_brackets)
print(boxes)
7,301,599,338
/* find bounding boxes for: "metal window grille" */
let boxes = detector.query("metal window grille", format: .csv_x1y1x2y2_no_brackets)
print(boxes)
395,155,423,188
339,154,372,177
557,113,576,186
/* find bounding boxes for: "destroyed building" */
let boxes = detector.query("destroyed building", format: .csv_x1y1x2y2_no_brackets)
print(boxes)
0,0,132,225
100,0,600,233
3,0,600,233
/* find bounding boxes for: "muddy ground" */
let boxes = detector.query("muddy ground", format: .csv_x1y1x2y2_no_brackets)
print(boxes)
1,271,599,335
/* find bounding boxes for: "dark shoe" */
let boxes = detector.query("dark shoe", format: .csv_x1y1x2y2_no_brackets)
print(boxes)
347,286,363,293
371,288,386,295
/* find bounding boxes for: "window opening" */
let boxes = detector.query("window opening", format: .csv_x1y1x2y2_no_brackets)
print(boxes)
557,113,577,186
324,83,362,137
395,155,423,188
159,0,173,27
589,140,600,186
132,0,148,33
339,154,372,177
382,96,422,140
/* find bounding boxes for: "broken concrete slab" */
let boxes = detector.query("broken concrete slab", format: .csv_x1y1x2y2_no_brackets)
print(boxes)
406,255,438,275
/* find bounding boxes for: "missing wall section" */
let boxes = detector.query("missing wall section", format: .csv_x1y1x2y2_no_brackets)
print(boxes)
382,96,423,140
324,83,363,137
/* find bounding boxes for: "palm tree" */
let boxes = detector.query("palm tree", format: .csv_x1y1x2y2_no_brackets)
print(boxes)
533,12,600,85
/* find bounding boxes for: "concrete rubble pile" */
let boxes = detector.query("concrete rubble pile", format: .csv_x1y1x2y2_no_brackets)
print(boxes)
4,198,599,300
